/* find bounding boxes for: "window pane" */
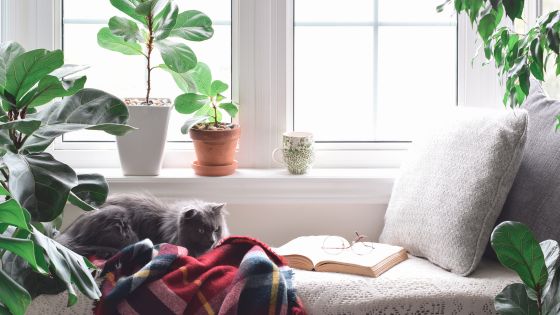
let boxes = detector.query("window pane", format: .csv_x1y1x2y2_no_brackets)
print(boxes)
62,0,231,142
542,0,560,99
294,0,457,142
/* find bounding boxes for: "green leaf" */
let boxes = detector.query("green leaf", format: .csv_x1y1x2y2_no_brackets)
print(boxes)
170,10,214,42
5,49,64,101
479,13,498,42
135,0,167,16
32,227,101,306
174,93,208,114
109,0,147,25
153,3,178,40
0,199,30,232
219,102,239,118
156,40,197,73
0,186,9,195
186,62,212,96
23,88,134,153
207,105,222,123
491,221,548,290
159,64,196,93
20,75,86,108
503,0,524,21
3,152,78,222
108,16,141,42
180,116,208,134
495,283,539,315
68,173,109,211
530,61,545,81
211,80,229,96
97,27,143,56
0,42,25,87
519,68,530,96
0,268,31,315
194,103,211,117
0,119,41,135
50,64,89,80
541,240,560,296
0,235,47,275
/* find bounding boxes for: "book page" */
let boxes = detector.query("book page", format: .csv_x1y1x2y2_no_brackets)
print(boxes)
275,235,404,268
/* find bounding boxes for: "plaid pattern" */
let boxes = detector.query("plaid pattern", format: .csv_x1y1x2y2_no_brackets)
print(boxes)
94,237,306,315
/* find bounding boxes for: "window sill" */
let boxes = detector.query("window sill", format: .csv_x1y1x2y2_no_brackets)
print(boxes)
76,168,398,204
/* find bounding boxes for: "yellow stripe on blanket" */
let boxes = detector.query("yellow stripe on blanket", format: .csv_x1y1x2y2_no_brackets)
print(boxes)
268,264,280,315
197,291,215,315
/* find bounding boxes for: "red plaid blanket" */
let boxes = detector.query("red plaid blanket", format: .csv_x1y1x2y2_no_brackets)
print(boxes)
94,236,306,315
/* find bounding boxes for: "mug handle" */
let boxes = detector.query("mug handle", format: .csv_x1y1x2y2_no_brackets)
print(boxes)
272,148,285,166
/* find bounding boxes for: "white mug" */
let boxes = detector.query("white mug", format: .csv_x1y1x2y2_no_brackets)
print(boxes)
272,132,315,174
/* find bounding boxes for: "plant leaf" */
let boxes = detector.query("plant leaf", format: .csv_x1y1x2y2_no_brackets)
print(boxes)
0,268,31,315
49,64,89,80
0,236,45,274
154,3,178,40
495,283,539,315
0,119,41,135
541,240,560,297
68,173,108,211
32,227,101,306
3,152,78,222
170,10,214,42
0,199,30,232
97,27,143,56
174,93,208,114
219,102,239,118
5,49,64,102
503,0,525,21
159,64,196,93
108,16,141,42
156,40,197,73
491,221,548,291
19,75,86,108
109,0,147,25
0,42,25,87
180,116,208,134
23,88,134,153
211,80,229,96
185,62,212,96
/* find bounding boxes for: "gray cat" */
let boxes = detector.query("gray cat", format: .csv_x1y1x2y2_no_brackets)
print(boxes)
56,194,229,258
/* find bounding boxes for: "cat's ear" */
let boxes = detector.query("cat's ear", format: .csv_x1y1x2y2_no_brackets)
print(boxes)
212,203,226,214
182,209,198,220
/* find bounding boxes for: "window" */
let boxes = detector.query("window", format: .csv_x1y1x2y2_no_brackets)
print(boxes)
294,0,457,142
541,0,560,99
61,0,231,143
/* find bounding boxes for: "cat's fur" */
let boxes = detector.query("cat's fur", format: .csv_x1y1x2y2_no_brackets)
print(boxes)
56,194,229,258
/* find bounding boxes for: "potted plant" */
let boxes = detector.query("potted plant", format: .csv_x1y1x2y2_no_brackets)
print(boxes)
0,41,134,314
97,0,214,175
174,62,240,176
491,222,560,314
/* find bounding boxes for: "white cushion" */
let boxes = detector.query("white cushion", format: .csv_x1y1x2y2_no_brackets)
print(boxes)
379,107,528,275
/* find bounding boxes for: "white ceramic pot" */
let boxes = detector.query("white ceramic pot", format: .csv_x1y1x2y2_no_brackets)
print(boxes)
117,104,171,175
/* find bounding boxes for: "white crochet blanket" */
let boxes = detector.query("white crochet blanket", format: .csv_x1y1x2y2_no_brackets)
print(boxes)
293,256,518,315
27,256,518,315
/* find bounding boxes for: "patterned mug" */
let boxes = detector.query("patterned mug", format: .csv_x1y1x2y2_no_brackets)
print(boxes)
272,132,315,175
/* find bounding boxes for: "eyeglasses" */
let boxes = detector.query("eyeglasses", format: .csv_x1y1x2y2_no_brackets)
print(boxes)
321,232,375,255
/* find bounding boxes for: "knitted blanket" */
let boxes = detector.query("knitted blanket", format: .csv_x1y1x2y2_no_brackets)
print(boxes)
94,237,306,315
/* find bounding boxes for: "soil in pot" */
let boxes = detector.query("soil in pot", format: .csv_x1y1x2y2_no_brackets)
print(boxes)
189,123,240,176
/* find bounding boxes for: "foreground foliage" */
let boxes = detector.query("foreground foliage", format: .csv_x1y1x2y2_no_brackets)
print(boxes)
0,41,134,314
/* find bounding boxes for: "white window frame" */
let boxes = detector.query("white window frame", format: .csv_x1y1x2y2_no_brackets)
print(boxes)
0,0,501,169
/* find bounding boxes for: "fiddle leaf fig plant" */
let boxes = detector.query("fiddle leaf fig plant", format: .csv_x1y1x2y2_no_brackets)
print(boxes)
0,41,134,315
491,221,560,315
173,62,239,132
98,0,214,105
437,0,560,126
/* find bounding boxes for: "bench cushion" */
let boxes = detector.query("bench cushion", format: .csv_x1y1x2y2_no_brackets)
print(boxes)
293,256,518,315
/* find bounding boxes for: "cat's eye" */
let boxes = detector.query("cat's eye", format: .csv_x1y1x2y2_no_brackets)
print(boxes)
215,227,221,232
198,228,205,234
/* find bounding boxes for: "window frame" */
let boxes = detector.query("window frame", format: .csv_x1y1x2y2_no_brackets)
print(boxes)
0,0,500,169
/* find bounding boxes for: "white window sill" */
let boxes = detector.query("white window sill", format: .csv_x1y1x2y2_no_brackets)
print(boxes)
76,168,398,204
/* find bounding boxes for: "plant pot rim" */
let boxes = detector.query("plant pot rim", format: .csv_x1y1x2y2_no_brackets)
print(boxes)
124,97,172,107
189,124,241,133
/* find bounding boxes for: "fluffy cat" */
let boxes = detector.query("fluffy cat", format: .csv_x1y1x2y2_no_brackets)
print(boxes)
56,194,229,258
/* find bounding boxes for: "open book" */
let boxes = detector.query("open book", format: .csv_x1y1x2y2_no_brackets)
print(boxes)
275,235,408,277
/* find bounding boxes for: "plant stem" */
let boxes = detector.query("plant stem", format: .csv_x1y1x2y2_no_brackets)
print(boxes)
145,14,154,105
537,286,543,314
212,98,218,127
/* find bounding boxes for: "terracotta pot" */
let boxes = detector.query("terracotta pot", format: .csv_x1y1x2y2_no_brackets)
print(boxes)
189,126,241,176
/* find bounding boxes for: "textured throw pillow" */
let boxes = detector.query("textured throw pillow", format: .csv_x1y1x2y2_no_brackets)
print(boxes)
497,80,560,242
379,107,528,276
